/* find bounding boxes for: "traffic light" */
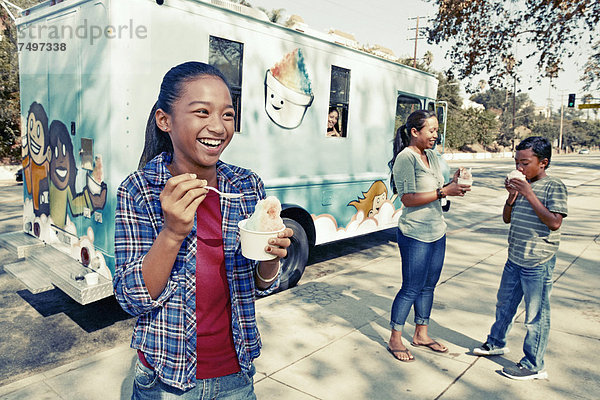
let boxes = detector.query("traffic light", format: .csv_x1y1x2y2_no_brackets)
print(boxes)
568,93,576,108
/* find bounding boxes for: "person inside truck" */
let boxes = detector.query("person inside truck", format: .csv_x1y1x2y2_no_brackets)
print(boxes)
326,106,342,137
113,61,293,399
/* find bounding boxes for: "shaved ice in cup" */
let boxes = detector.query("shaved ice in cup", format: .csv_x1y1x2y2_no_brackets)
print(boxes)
238,196,286,261
457,167,473,186
264,48,314,129
507,169,526,181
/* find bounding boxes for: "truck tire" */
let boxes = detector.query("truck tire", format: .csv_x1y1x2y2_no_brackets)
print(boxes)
277,217,309,291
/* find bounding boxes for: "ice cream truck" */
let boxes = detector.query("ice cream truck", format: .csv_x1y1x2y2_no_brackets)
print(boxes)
1,0,446,304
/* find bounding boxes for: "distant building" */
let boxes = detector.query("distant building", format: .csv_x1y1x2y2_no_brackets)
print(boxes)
368,44,397,61
461,99,485,111
534,106,550,118
327,29,360,49
286,15,308,31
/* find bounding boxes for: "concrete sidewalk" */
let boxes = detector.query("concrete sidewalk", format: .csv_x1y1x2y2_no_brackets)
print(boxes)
1,183,599,399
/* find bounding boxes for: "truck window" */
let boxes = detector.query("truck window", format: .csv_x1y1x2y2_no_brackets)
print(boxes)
327,66,350,138
394,95,422,135
209,36,244,132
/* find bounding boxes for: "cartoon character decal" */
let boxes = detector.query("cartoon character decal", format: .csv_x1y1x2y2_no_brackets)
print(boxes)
22,102,50,216
21,102,110,276
48,120,107,229
264,48,314,129
312,180,401,245
348,180,388,218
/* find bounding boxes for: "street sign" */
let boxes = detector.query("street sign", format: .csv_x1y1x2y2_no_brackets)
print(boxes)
578,103,600,109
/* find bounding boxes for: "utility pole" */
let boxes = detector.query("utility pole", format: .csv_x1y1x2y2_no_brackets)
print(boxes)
412,16,419,68
407,16,428,68
559,93,564,153
512,76,516,151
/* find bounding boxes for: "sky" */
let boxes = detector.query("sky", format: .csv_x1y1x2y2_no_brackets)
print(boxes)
248,0,595,110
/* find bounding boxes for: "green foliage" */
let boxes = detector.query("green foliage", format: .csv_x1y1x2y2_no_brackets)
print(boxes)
444,108,498,150
529,113,600,150
470,88,536,146
427,0,600,89
530,119,559,142
436,73,462,109
582,40,600,91
0,0,41,163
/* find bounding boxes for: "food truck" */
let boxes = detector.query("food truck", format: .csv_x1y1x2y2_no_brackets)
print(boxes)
0,0,444,304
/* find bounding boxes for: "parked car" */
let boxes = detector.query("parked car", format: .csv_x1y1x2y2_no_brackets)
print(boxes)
579,148,590,154
15,168,23,182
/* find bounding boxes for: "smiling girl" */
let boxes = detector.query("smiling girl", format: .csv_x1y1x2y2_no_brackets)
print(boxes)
386,110,470,362
113,62,293,399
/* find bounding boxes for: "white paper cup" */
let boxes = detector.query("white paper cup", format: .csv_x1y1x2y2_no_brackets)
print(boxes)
238,219,286,261
86,173,102,195
457,178,473,186
84,272,99,286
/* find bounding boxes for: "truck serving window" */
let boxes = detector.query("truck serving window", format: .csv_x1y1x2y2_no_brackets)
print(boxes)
327,66,350,138
394,95,422,135
209,36,244,132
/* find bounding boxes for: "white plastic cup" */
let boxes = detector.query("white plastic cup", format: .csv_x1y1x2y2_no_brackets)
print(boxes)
457,178,473,186
84,272,99,286
238,219,286,261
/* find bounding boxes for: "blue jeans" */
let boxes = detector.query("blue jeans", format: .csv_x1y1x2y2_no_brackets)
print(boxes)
132,361,256,400
487,257,555,372
390,230,446,331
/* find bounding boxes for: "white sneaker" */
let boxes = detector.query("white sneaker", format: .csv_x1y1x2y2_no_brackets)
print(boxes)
473,342,509,356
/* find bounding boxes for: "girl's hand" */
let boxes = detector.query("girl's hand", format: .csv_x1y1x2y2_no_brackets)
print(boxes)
256,227,294,288
444,181,471,197
160,174,208,242
451,169,460,183
264,227,294,259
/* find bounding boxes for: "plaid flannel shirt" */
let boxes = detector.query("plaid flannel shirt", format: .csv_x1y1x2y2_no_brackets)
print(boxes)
113,153,277,391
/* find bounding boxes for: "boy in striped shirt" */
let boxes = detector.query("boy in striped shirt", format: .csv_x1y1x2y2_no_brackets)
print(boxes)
473,136,568,381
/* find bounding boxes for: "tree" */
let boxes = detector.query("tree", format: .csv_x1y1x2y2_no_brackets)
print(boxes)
471,88,535,146
436,73,462,109
258,7,285,24
444,108,498,150
582,40,600,91
0,0,41,163
427,0,600,88
231,0,253,7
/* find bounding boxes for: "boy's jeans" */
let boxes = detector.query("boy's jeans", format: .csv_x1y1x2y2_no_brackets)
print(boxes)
487,256,555,372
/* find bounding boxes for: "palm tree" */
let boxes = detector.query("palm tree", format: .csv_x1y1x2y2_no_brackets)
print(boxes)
258,7,286,23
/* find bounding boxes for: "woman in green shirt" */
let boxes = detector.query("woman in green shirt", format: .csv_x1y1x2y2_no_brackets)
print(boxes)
386,110,471,362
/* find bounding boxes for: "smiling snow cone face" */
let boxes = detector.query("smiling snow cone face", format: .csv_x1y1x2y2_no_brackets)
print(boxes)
264,48,314,129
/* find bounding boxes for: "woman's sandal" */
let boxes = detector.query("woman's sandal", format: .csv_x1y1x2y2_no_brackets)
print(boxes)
410,341,449,353
387,346,415,362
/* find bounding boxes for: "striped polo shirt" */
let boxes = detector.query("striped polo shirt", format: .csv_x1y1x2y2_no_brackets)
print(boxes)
508,175,568,267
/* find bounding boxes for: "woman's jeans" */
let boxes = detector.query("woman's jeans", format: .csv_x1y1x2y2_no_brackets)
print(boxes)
132,361,257,400
390,229,446,331
486,256,555,372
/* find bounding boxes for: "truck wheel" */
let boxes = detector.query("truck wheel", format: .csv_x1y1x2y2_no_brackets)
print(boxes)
277,218,309,291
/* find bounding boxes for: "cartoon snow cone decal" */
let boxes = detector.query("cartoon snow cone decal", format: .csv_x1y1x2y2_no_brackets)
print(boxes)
265,48,314,129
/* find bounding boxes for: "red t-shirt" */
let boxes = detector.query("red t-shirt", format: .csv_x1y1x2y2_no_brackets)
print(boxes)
195,191,240,379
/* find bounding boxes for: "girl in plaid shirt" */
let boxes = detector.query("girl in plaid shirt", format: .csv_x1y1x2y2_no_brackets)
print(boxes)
114,62,292,398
